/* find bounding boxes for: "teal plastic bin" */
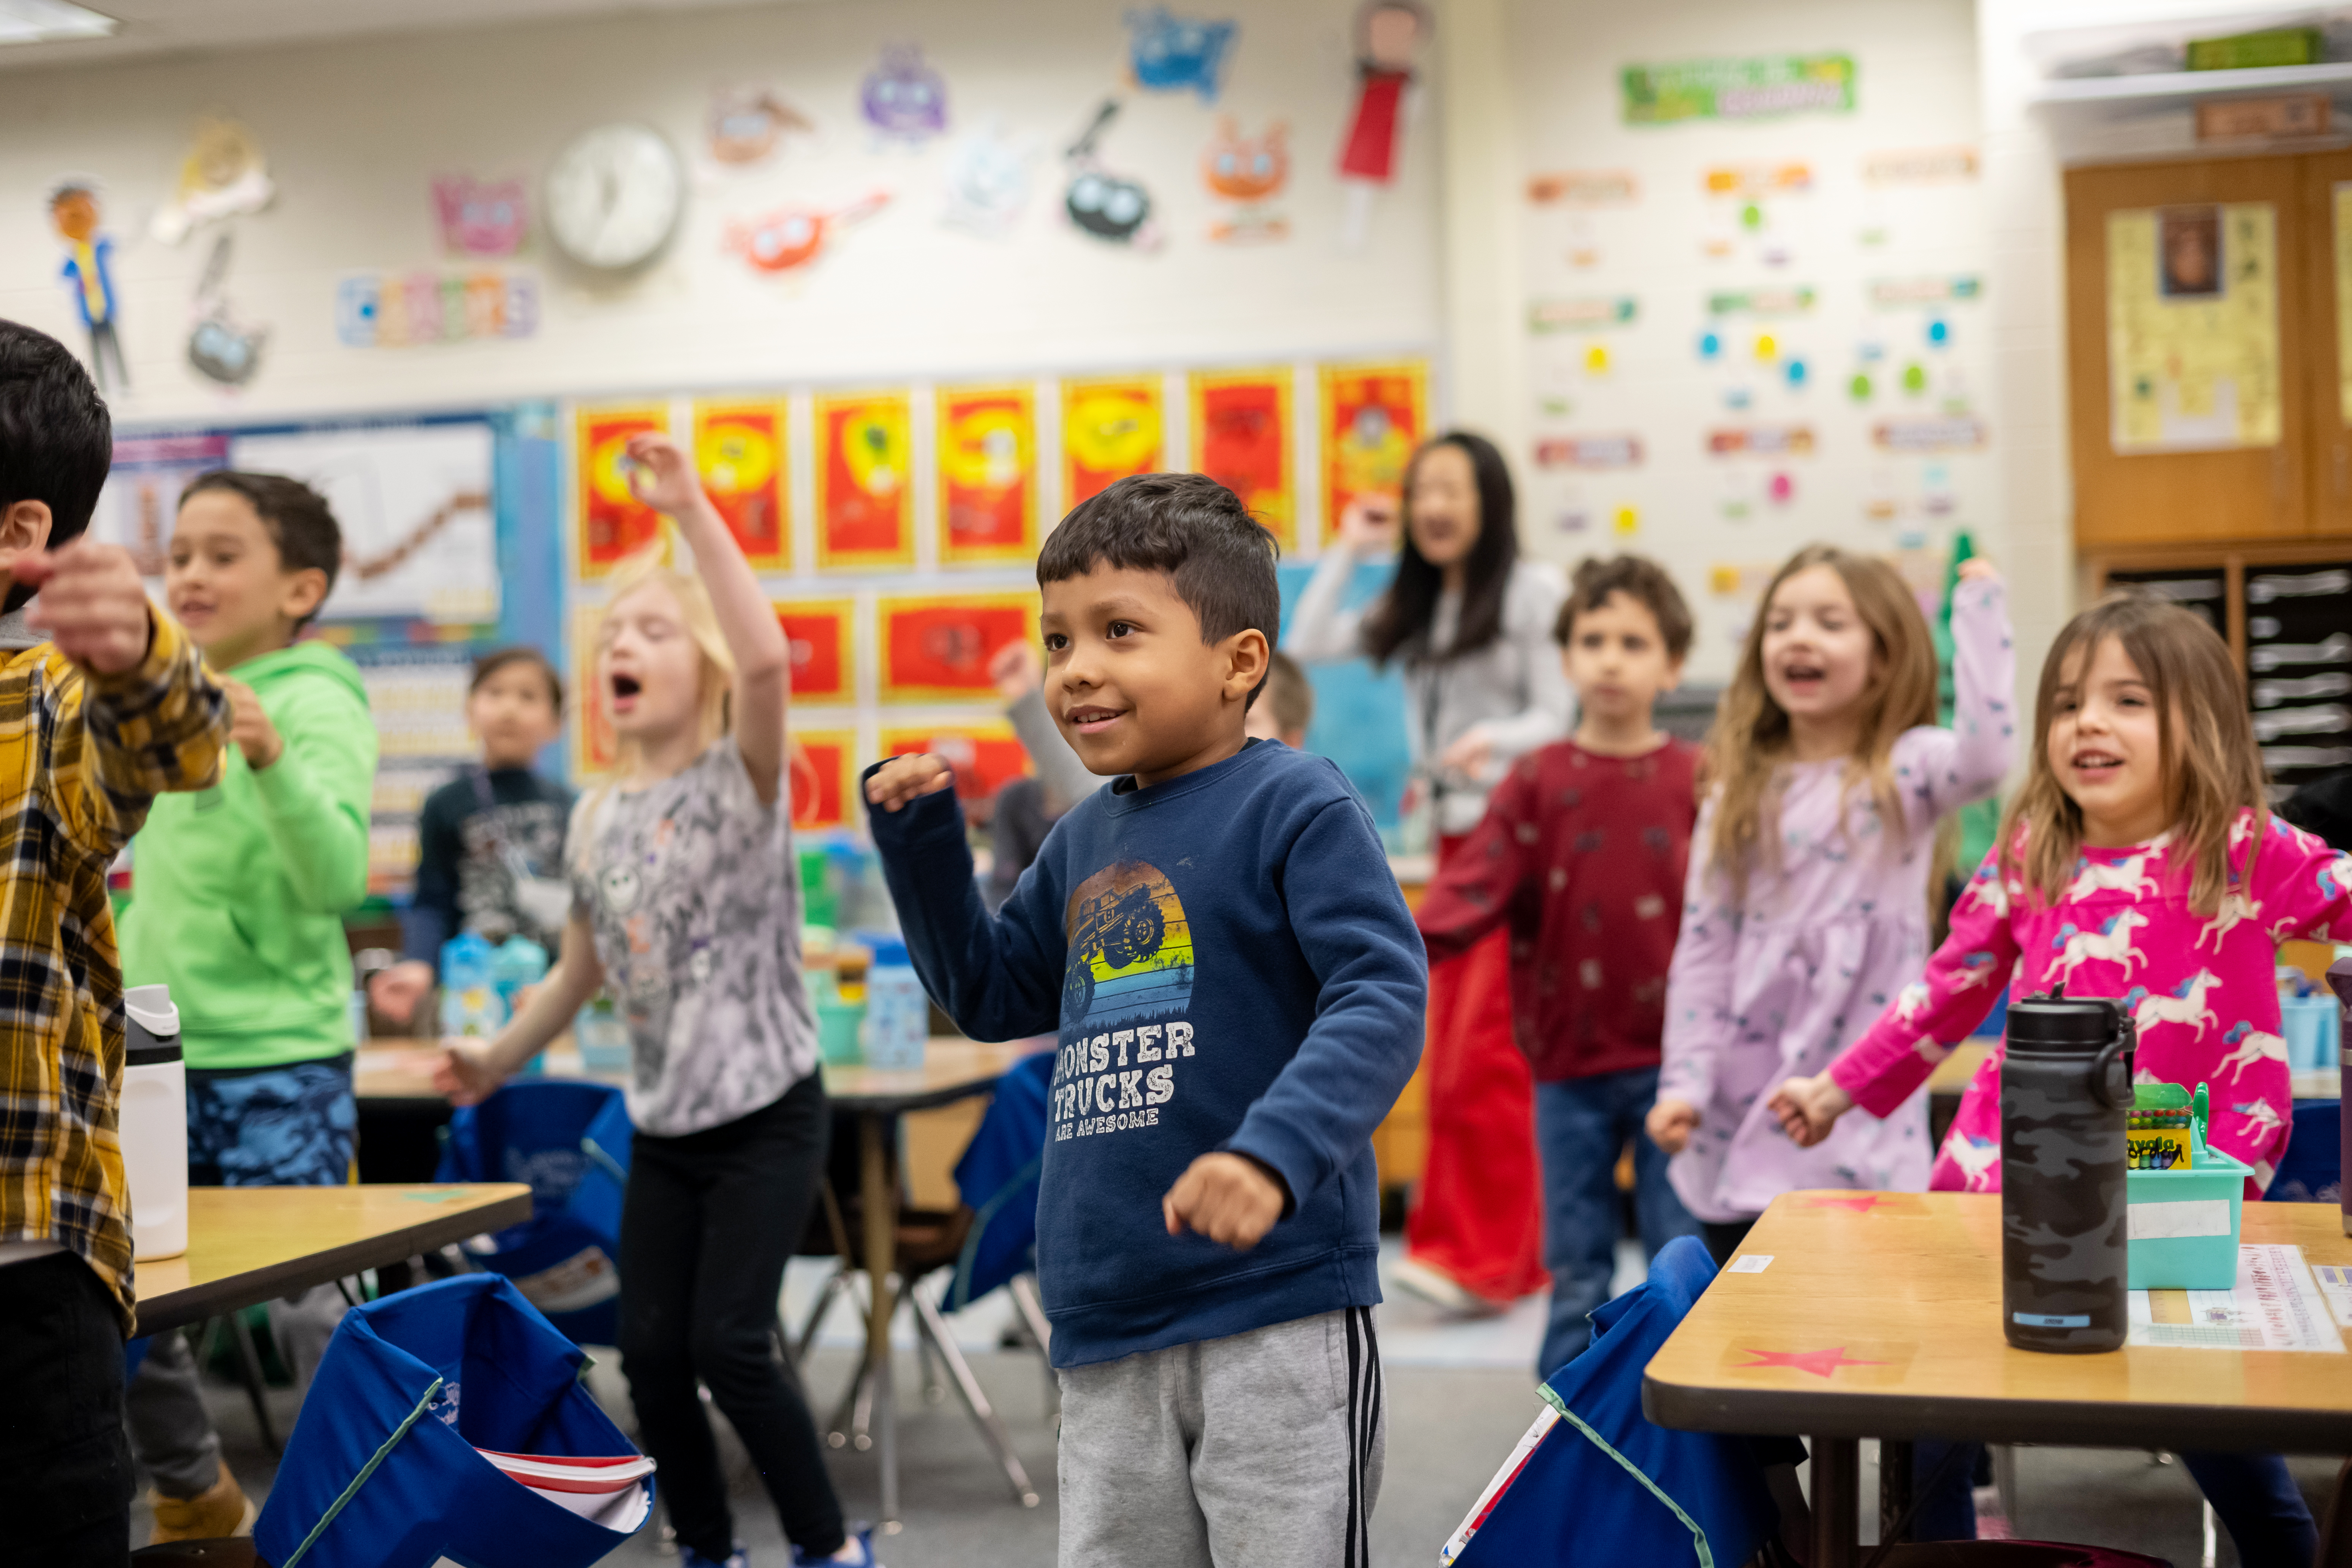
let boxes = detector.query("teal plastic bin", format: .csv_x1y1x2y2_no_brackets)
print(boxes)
2126,1082,2248,1290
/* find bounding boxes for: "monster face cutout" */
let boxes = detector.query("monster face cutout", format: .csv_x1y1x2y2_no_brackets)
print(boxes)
726,193,889,274
434,176,528,256
186,233,266,388
863,45,949,142
1126,6,1237,103
1064,100,1159,250
1204,117,1289,243
943,118,1036,238
707,87,812,167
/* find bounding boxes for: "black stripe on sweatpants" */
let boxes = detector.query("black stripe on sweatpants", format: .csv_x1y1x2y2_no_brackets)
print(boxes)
1344,1307,1363,1568
1355,1307,1382,1557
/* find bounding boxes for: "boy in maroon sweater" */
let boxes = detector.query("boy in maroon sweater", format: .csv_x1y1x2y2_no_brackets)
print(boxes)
1416,555,1702,1376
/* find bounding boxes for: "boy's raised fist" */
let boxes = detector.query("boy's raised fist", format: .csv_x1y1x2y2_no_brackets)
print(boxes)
865,752,955,813
17,538,152,675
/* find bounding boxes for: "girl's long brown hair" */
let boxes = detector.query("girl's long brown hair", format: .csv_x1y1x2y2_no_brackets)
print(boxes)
1704,545,1940,897
1997,591,2265,917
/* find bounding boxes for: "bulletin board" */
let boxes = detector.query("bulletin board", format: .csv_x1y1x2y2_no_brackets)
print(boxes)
95,406,565,896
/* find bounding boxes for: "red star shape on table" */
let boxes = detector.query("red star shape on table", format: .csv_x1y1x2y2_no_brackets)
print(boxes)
1803,1193,1891,1212
1735,1347,1888,1379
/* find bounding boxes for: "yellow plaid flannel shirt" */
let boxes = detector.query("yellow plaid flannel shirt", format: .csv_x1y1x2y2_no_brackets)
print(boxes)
0,610,226,1330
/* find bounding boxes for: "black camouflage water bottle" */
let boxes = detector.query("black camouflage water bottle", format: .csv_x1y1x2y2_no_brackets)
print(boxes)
2000,990,2135,1353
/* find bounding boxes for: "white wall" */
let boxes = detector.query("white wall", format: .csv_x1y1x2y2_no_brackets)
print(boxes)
1500,0,1992,683
0,0,1442,425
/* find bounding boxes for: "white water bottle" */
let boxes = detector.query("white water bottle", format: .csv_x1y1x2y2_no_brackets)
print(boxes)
119,984,188,1262
863,937,929,1072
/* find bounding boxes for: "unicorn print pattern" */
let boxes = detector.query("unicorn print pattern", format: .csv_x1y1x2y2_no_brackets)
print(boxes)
1829,808,2352,1199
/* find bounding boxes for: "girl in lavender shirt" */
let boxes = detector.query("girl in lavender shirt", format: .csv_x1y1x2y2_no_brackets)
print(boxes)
1646,546,2012,1259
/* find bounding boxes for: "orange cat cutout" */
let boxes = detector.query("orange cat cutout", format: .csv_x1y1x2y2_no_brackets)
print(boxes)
1203,118,1289,244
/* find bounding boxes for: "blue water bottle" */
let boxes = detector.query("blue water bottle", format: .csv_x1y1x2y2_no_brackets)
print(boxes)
438,932,507,1041
862,936,929,1072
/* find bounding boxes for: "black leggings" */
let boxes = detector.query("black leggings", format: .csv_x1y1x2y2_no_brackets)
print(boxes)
0,1251,131,1566
619,1075,845,1560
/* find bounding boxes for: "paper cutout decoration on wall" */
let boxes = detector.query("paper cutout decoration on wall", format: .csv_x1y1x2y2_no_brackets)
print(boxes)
878,593,1039,704
863,45,949,142
186,234,266,388
694,400,790,570
1064,100,1159,249
788,731,855,830
816,391,915,570
774,600,855,703
938,384,1038,564
1126,7,1237,103
48,179,126,393
2108,202,2282,451
884,721,1032,799
1203,119,1288,243
1623,55,1856,125
577,405,669,575
1320,361,1426,541
1190,369,1294,544
943,118,1036,237
572,602,619,776
708,87,813,167
1064,375,1165,506
336,272,538,347
151,117,275,246
726,193,889,273
1337,2,1428,250
434,176,528,256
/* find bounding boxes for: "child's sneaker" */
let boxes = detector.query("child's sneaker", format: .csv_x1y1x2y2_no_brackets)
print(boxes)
1390,1255,1506,1319
792,1527,880,1566
678,1546,746,1568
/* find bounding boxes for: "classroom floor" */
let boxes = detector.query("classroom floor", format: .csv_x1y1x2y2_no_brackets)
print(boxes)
139,1238,2344,1567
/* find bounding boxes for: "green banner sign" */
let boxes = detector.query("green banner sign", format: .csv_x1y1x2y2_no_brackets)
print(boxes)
1622,55,1856,125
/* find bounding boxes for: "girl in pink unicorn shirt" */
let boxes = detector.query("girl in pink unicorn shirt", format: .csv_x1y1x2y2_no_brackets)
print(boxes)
1773,590,2349,1565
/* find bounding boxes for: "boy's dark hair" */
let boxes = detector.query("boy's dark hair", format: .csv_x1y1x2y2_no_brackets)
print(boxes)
179,470,343,628
1264,650,1314,737
471,645,564,711
1555,554,1693,661
1037,472,1281,707
0,319,111,613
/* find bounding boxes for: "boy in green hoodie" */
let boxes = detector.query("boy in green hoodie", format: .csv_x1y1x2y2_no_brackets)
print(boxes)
118,470,375,1542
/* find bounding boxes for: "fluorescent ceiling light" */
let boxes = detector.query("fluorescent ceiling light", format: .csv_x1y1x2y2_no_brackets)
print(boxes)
0,0,117,46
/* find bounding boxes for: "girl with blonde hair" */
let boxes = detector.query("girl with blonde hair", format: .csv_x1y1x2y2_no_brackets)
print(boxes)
1646,544,2013,1257
436,433,873,1568
1773,589,2352,1561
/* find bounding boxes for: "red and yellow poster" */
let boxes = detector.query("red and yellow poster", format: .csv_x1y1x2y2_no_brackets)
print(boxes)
576,404,669,575
1062,375,1163,507
693,399,790,571
773,598,854,704
877,591,1038,705
1190,368,1294,546
1319,361,1428,542
787,730,855,830
882,721,1031,800
571,603,619,776
937,383,1038,564
815,390,914,571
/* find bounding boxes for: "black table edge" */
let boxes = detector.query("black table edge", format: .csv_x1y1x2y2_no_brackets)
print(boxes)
1643,1372,2352,1455
133,1189,532,1337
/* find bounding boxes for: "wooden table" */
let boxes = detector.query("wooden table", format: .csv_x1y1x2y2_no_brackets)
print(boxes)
1644,1192,2352,1568
134,1183,531,1336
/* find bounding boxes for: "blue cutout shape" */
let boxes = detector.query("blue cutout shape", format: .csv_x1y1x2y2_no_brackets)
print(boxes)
1127,7,1236,103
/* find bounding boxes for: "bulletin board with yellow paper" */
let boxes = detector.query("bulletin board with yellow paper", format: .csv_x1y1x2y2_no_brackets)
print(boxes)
2107,203,2282,453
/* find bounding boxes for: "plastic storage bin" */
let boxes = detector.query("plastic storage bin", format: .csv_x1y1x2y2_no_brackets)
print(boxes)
2126,1082,2249,1290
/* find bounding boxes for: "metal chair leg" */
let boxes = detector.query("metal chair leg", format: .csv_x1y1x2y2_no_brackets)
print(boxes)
1009,1272,1057,1417
795,1266,850,1364
915,1319,947,1405
910,1280,1039,1507
223,1311,280,1455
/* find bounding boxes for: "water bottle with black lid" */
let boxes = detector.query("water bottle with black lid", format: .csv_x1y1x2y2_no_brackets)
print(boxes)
2001,987,2135,1353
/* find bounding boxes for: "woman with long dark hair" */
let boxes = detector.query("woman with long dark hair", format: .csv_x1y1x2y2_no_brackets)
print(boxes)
1286,430,1568,1313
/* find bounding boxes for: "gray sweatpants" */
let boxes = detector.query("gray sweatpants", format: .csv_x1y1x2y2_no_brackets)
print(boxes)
1056,1307,1385,1568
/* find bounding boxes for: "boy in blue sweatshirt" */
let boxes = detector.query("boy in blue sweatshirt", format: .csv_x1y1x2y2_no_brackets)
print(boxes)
865,473,1425,1568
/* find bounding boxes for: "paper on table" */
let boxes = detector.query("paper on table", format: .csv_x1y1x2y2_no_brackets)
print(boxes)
2128,1244,2345,1351
2314,1262,2352,1328
1727,1254,1773,1274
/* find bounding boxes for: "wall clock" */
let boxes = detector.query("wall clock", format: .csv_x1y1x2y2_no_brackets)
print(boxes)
544,123,684,272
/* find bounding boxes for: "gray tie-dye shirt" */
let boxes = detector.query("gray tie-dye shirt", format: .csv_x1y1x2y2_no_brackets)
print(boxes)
570,737,816,1136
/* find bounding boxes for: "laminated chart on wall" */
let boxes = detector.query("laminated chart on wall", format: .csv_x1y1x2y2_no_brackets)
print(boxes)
882,719,1031,798
1189,368,1293,545
877,591,1039,704
692,399,790,571
937,383,1038,565
2107,204,2281,453
1320,362,1426,542
815,391,914,570
575,404,668,575
1063,375,1163,506
773,598,856,705
2241,564,2352,796
788,729,856,830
